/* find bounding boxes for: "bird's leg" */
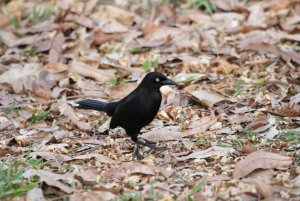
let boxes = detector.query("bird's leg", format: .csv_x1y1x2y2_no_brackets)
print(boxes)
140,138,156,144
131,136,144,160
132,143,143,160
137,138,167,151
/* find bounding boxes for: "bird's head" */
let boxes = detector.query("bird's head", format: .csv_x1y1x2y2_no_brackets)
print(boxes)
140,72,177,89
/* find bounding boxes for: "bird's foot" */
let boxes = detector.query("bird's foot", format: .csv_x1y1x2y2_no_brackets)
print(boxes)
140,138,157,144
137,138,168,152
132,144,143,160
144,145,167,154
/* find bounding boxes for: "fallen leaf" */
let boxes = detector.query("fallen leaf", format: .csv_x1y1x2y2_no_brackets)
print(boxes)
189,89,231,108
186,112,219,135
175,146,235,161
109,83,137,100
49,32,65,63
70,61,114,82
75,169,99,185
68,153,115,164
244,178,272,199
0,145,11,157
29,152,72,164
23,169,77,193
58,95,92,130
140,126,184,141
212,59,239,74
69,190,116,201
106,161,157,180
233,151,292,179
26,187,46,201
291,175,300,188
237,144,258,154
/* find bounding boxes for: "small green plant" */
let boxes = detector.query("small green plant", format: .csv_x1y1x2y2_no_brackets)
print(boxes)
0,161,38,199
142,59,159,71
130,47,144,54
230,139,243,148
31,110,50,123
187,177,207,201
235,79,243,95
6,102,21,112
255,78,266,85
188,0,216,14
295,155,300,166
20,5,54,25
10,16,20,29
30,5,54,23
117,192,144,201
243,129,258,137
283,130,300,145
109,77,119,87
27,46,37,56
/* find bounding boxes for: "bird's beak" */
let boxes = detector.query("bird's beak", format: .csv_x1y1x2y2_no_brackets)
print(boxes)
161,78,178,86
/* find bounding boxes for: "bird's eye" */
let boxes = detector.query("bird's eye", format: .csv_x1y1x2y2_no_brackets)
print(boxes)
155,78,160,82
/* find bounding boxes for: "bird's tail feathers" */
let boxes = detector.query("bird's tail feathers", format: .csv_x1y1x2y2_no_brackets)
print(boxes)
76,99,107,111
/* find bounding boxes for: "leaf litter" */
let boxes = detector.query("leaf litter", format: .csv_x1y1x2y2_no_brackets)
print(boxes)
0,0,299,200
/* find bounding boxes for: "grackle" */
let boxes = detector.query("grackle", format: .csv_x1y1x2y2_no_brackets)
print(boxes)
77,72,177,159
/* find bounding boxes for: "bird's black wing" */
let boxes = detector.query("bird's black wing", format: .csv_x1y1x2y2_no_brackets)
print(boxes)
110,89,161,133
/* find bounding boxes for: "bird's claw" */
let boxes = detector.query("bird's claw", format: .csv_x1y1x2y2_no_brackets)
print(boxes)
144,145,168,154
141,138,157,144
132,144,143,160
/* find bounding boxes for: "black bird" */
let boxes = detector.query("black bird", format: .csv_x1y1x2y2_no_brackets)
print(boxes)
77,72,177,159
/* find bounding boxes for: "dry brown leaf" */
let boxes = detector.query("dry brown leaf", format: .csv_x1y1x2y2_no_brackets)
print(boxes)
0,117,12,131
109,83,137,100
26,187,46,201
30,151,72,164
58,95,92,130
212,59,239,74
46,63,68,73
0,63,41,87
140,126,184,141
75,169,99,185
106,162,157,180
48,32,65,64
186,112,219,135
237,144,258,154
70,61,114,82
23,169,77,193
0,145,11,157
233,151,292,179
189,89,227,108
291,175,300,188
244,178,272,199
68,153,115,164
0,13,10,28
92,31,123,45
175,146,235,161
69,190,116,201
246,3,266,27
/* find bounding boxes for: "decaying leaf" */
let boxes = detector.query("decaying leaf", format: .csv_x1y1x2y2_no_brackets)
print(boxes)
26,187,46,201
68,153,116,164
58,95,92,130
23,169,77,193
233,151,292,179
190,89,229,108
175,146,235,161
69,190,116,201
75,169,99,185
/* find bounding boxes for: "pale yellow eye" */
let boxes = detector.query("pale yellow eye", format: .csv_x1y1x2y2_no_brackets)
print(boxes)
155,78,160,82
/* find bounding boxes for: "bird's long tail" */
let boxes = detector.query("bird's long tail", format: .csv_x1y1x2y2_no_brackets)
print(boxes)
77,99,106,111
76,99,118,116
